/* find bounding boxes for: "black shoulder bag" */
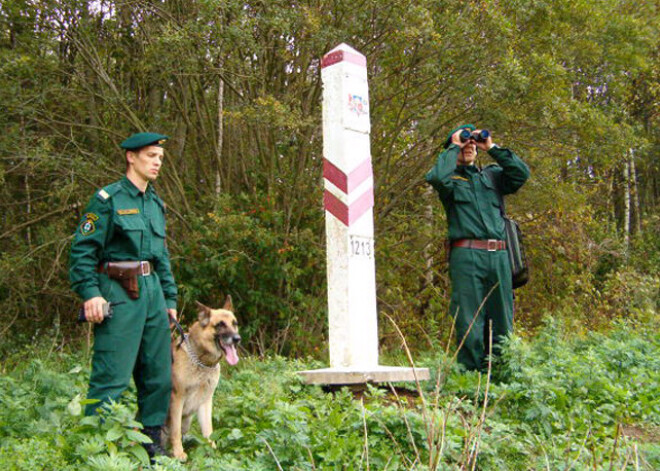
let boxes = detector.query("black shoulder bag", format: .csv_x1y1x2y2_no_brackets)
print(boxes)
487,171,530,289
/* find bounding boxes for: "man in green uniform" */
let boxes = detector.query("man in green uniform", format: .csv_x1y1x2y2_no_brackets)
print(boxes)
426,125,530,371
69,132,177,457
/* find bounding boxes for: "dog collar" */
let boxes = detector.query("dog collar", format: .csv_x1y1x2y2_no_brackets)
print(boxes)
182,336,220,371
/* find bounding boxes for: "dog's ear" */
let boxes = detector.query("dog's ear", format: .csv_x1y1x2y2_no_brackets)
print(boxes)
222,295,233,312
196,301,212,327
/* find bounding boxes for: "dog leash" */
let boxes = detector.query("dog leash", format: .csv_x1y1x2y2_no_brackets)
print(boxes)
168,313,219,371
168,313,187,347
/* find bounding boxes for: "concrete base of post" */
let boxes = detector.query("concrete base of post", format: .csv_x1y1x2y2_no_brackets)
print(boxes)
298,365,430,385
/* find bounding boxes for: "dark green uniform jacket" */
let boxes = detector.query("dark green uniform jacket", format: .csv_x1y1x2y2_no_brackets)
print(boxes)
426,144,530,371
426,144,530,240
69,176,176,424
70,176,177,308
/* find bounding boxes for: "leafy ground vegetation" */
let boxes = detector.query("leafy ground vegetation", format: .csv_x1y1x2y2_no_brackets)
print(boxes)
1,318,658,470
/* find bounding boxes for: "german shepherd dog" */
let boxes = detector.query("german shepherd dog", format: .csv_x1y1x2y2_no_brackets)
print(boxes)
162,296,240,461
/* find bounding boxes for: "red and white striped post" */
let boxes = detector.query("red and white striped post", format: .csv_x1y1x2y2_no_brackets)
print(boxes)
299,44,429,385
322,43,378,369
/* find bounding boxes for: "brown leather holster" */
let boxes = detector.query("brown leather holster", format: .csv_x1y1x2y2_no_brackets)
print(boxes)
97,261,152,300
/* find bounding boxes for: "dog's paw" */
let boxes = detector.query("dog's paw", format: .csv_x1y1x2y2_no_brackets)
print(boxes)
173,448,188,462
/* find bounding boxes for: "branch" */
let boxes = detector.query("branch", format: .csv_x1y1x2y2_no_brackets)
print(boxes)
0,204,78,240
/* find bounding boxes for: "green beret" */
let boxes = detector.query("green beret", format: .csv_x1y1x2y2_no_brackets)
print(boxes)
120,132,169,151
444,124,476,149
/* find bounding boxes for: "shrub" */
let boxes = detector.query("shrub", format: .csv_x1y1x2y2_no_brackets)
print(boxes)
175,194,327,356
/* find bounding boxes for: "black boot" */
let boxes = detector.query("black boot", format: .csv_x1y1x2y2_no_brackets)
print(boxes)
142,425,167,462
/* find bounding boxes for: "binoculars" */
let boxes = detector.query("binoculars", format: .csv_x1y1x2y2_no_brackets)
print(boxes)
460,129,490,143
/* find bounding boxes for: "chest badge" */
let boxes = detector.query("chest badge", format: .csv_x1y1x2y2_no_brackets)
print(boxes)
117,208,140,215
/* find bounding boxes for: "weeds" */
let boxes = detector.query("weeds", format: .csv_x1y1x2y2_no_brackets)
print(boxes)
0,318,658,470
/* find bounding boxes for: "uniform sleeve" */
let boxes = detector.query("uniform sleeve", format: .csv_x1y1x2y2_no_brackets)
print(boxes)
487,146,530,195
153,209,178,310
425,144,461,201
69,194,112,301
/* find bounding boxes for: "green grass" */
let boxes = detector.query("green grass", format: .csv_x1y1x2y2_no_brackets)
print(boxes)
1,317,659,470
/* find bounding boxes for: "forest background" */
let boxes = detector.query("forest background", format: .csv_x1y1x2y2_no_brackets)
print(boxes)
1,0,659,358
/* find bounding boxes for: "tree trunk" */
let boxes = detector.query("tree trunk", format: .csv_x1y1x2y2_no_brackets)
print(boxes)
423,186,435,287
608,170,616,225
215,74,225,200
25,173,32,247
629,148,642,236
623,157,631,258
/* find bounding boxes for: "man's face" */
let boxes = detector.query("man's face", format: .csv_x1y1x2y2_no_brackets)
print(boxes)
458,141,477,165
127,146,164,182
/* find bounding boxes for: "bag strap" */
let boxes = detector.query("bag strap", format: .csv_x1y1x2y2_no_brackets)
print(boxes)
485,168,507,217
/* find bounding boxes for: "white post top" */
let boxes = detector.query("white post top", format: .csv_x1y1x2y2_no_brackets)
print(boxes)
329,43,359,54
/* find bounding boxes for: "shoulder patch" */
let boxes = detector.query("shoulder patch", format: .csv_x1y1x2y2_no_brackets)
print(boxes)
153,194,167,213
79,213,98,236
483,163,501,172
95,181,123,202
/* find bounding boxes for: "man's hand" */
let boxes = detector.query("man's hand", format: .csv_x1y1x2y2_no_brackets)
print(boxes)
475,130,494,151
167,308,178,322
84,296,108,324
451,129,471,148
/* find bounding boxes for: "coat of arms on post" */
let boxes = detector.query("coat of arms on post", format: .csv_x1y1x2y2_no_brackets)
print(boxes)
348,94,368,117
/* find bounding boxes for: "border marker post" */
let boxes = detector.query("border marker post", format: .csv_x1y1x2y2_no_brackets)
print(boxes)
299,44,430,385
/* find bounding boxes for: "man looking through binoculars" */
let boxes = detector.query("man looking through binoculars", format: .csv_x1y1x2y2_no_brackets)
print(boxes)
426,124,530,372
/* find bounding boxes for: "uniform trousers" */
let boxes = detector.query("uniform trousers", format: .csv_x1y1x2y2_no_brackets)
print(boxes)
85,271,171,426
449,247,513,371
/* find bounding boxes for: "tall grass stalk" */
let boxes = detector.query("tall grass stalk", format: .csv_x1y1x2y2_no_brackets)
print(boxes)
384,284,499,470
261,436,284,470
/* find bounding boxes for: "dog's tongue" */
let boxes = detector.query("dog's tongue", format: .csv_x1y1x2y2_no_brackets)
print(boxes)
223,345,239,365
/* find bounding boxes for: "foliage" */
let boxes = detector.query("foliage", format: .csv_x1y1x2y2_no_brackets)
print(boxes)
1,319,659,470
175,194,327,356
0,0,659,357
